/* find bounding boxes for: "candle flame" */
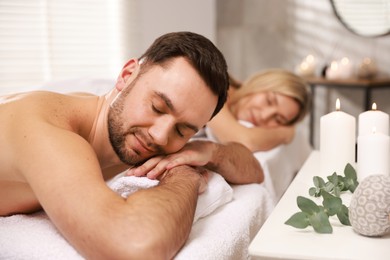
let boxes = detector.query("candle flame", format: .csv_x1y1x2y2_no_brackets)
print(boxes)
341,57,349,65
335,98,341,111
330,61,339,70
372,103,377,110
306,54,314,63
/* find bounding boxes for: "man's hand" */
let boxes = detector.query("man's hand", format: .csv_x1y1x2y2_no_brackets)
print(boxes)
126,140,213,179
127,139,263,185
158,166,210,194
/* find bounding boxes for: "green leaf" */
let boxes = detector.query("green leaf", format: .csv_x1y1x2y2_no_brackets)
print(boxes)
313,176,325,188
343,163,359,193
324,181,334,193
327,172,338,183
322,191,342,216
333,186,341,197
338,179,346,192
345,179,359,193
344,163,357,180
309,187,317,197
285,212,310,229
309,210,333,233
310,176,326,197
297,196,320,214
337,204,351,226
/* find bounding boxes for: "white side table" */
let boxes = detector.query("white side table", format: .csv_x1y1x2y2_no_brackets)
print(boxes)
249,151,390,260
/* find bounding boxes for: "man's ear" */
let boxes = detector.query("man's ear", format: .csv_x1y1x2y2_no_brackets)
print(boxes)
115,59,140,91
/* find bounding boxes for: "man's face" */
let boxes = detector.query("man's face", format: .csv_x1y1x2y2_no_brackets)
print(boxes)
108,57,218,165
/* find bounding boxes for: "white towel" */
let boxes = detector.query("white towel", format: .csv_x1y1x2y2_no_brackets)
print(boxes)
107,174,159,198
107,171,233,223
175,184,274,260
0,172,233,259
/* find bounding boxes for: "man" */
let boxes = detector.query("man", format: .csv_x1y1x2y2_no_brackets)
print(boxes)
0,32,263,259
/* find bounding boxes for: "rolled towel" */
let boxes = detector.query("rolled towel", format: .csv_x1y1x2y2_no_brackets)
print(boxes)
108,175,159,198
107,171,234,223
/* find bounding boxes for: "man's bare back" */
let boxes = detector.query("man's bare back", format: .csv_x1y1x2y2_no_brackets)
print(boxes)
0,91,125,215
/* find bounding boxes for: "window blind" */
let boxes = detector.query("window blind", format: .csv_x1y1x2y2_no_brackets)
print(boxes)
0,0,123,90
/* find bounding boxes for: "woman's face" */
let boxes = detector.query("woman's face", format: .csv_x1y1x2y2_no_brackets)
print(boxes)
232,91,300,127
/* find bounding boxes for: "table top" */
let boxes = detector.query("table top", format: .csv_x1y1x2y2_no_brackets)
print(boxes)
249,151,390,260
304,76,390,88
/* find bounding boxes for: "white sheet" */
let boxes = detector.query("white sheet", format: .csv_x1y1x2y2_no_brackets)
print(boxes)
0,78,312,259
175,184,274,260
0,172,234,260
0,184,271,260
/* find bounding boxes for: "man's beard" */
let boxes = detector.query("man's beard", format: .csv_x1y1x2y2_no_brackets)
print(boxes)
107,80,163,166
107,95,135,165
107,79,144,165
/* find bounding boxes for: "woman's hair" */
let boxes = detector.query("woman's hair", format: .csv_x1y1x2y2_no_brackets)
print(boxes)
229,69,311,125
138,31,229,119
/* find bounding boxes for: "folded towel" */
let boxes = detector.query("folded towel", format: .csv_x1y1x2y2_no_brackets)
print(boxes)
107,174,159,198
0,172,233,259
193,172,234,222
107,171,233,223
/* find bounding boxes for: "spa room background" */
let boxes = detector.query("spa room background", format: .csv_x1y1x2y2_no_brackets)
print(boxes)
217,0,390,149
1,0,390,149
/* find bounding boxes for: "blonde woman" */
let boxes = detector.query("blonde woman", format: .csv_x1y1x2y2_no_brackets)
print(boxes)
206,69,311,152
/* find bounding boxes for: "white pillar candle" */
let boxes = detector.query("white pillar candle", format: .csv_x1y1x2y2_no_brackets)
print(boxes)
295,54,317,77
357,127,390,180
320,99,356,177
337,57,354,79
358,103,389,136
325,60,340,80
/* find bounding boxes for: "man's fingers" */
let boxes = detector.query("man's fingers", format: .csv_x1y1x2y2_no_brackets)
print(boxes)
126,156,163,176
146,160,170,179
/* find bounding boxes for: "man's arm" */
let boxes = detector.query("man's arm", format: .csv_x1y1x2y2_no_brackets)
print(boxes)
15,123,204,259
204,141,264,184
119,166,203,259
128,140,264,185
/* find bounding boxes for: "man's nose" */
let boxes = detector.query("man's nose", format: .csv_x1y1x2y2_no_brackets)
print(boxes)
148,117,173,146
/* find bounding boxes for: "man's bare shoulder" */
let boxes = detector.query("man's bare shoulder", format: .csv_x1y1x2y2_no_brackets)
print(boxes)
0,91,102,180
0,90,98,106
0,91,99,132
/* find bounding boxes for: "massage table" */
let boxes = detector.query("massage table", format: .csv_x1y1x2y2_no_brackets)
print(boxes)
0,78,312,259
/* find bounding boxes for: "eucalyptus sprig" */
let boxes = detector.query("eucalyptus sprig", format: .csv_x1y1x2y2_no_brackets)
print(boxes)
285,163,358,234
308,163,359,197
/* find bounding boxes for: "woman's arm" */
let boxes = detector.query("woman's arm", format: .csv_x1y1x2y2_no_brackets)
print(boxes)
207,105,295,152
